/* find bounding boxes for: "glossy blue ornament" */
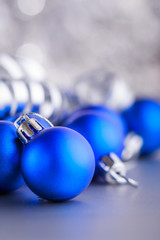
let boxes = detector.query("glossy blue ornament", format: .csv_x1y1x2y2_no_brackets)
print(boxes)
15,114,95,201
0,121,24,193
66,111,125,163
122,98,160,154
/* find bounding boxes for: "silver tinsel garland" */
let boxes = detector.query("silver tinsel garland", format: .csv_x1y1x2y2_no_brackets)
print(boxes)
0,0,160,97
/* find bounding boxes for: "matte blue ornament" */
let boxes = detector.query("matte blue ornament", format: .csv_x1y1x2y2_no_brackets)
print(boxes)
0,105,11,120
15,114,95,201
66,112,125,163
66,111,138,187
5,113,22,122
65,106,143,162
0,121,24,193
65,105,127,135
122,98,160,154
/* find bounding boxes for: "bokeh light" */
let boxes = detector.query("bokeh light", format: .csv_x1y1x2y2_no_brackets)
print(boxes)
17,0,46,16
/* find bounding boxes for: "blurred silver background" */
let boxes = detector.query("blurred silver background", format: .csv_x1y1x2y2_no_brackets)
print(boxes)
0,0,160,97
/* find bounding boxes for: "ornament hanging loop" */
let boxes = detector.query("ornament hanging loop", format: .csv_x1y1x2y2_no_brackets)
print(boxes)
14,114,45,144
99,152,138,187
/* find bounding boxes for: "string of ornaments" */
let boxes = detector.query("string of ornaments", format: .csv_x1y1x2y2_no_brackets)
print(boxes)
0,54,160,201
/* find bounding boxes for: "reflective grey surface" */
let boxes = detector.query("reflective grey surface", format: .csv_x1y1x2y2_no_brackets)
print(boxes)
0,155,160,240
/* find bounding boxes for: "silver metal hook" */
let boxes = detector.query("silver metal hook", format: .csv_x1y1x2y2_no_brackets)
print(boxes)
99,152,138,187
14,113,46,144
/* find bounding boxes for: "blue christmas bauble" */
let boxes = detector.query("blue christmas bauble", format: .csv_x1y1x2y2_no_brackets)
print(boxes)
4,113,19,122
0,105,11,120
66,112,125,164
21,126,95,201
65,105,127,135
122,99,160,154
0,121,24,193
